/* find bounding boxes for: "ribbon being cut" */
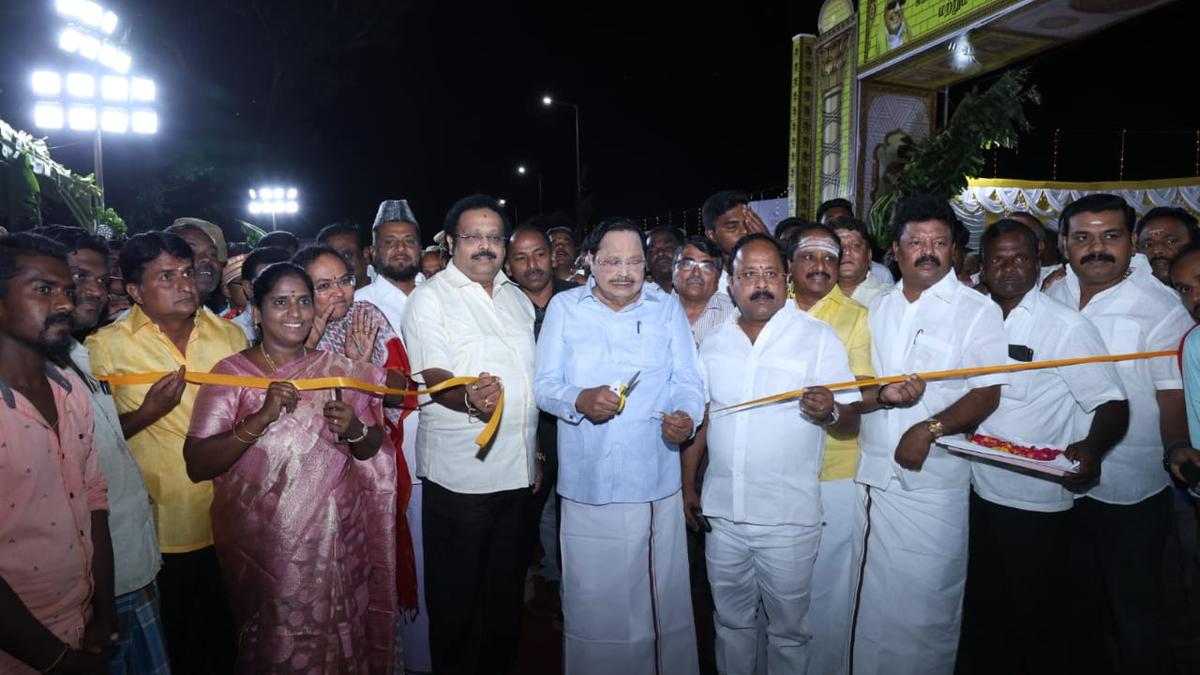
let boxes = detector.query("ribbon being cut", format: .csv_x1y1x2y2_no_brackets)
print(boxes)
97,369,505,453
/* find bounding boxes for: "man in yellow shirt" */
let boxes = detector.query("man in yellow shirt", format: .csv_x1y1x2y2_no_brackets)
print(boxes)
789,222,873,675
87,231,246,675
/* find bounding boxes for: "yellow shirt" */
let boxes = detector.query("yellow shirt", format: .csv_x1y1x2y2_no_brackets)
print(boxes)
86,306,248,553
805,285,873,482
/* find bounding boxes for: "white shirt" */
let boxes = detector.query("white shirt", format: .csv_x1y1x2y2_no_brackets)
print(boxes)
70,341,161,595
700,305,860,526
1046,253,1193,504
231,309,255,344
355,275,422,483
849,274,890,306
972,291,1126,512
401,261,537,494
869,260,895,285
860,272,1009,491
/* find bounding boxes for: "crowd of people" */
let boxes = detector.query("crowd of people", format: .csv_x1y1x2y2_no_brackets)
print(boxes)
1,188,1199,675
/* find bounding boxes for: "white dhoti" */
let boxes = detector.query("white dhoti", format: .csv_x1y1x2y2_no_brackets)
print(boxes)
808,478,857,675
850,482,969,675
706,516,821,675
398,481,432,674
561,490,699,675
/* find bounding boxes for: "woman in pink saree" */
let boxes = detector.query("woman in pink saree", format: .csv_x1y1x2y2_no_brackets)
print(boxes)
184,262,408,674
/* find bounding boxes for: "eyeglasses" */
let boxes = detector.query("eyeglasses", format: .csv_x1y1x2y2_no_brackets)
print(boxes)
675,258,720,273
595,257,646,270
456,233,506,246
734,269,783,282
314,274,356,293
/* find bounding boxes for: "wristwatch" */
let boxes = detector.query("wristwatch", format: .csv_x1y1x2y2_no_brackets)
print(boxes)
820,404,841,427
875,384,896,410
924,418,945,439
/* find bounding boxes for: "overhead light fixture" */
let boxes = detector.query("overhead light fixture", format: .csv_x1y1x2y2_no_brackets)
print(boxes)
100,75,128,102
57,0,119,35
31,71,62,96
130,109,157,134
948,33,980,73
100,108,128,133
130,77,155,102
68,104,97,131
33,102,65,129
66,72,95,98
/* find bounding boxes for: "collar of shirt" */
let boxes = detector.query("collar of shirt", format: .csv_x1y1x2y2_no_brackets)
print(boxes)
579,276,661,311
810,283,853,314
1059,252,1150,309
892,268,959,305
0,361,74,408
442,260,514,293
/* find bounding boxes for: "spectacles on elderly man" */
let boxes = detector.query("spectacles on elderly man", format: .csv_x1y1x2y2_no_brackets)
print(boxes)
314,274,356,293
675,258,720,274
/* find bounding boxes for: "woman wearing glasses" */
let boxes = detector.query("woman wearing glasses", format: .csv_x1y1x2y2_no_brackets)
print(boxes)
184,262,411,673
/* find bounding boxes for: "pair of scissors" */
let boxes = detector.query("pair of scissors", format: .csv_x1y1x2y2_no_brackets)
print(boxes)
613,370,641,414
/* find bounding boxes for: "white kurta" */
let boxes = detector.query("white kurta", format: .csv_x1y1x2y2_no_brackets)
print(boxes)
700,306,860,675
852,272,1008,675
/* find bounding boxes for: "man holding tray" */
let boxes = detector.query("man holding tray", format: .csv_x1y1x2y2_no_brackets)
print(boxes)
961,218,1129,675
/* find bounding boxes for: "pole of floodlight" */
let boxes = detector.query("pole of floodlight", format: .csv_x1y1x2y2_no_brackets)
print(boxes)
542,95,581,206
94,130,105,208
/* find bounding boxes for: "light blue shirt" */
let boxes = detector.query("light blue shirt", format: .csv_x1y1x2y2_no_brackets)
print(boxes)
534,278,706,505
1183,326,1200,449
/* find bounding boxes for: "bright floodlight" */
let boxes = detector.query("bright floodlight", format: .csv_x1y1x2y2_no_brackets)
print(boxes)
130,77,155,102
286,201,299,214
68,105,97,131
33,102,65,129
100,108,128,133
286,187,298,199
31,71,62,96
130,109,157,134
272,187,284,200
59,27,82,53
57,0,118,35
100,75,128,102
248,189,257,199
100,10,118,34
542,95,552,106
66,73,95,99
78,33,101,60
98,43,131,74
517,165,527,174
499,198,507,206
248,202,263,215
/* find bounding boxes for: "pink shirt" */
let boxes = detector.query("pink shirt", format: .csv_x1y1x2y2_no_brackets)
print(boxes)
0,366,106,674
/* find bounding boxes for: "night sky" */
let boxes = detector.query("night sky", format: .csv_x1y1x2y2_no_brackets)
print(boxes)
1,1,1196,242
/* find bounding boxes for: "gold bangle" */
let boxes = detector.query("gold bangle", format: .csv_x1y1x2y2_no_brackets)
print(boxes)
233,419,264,444
343,422,369,444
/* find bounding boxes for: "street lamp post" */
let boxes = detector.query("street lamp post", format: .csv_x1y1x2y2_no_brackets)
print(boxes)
541,95,581,206
516,164,543,213
248,187,299,231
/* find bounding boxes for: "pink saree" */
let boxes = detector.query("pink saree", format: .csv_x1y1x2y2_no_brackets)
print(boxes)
189,350,397,674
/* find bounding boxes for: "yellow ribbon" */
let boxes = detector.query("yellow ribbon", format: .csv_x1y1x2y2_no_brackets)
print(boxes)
98,371,504,451
714,349,1177,415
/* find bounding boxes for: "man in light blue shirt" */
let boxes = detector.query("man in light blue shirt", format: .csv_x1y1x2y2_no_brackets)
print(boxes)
535,217,705,675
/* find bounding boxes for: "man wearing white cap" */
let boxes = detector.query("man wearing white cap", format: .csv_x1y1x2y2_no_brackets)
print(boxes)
355,198,431,673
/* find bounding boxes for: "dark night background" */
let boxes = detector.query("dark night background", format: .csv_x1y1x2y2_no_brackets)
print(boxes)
1,0,1196,242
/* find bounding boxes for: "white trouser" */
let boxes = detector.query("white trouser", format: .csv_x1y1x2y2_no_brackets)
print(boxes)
398,481,431,674
808,478,857,675
850,482,969,675
561,490,699,675
706,516,821,675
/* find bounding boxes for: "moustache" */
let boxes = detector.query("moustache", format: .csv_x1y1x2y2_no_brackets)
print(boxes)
472,250,498,261
523,268,546,279
750,290,775,301
805,271,831,281
610,276,635,285
43,314,72,329
1080,253,1117,265
1150,256,1172,268
914,255,941,267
